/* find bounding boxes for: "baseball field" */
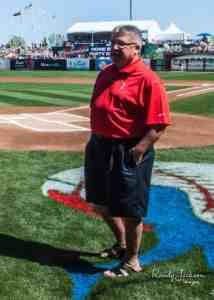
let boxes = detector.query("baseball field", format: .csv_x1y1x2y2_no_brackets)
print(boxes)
0,70,213,300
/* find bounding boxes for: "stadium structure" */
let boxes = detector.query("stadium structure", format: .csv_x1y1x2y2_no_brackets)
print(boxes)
67,20,189,44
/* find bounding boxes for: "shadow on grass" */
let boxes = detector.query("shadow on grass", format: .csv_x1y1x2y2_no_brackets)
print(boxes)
0,233,101,274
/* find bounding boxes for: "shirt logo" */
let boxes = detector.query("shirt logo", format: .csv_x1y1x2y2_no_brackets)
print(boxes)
119,80,126,90
157,113,166,117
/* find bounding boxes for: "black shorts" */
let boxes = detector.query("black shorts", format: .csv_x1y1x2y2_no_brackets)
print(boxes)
84,134,155,221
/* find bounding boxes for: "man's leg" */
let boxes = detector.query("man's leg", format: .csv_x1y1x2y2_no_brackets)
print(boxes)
123,217,143,271
102,216,126,249
103,217,142,277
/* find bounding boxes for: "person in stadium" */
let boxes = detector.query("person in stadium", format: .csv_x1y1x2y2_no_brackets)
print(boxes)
84,25,171,278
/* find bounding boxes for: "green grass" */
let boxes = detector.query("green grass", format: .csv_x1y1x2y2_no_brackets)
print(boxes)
0,83,92,106
0,70,97,78
166,85,188,91
156,145,214,163
0,82,93,92
0,81,194,107
171,92,214,117
159,71,214,81
1,70,214,81
90,247,212,300
0,69,213,299
0,146,213,299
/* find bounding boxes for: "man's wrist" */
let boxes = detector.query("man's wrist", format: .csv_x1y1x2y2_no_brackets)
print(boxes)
135,139,151,154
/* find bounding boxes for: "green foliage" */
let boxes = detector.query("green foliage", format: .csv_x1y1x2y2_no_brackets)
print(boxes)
7,35,26,49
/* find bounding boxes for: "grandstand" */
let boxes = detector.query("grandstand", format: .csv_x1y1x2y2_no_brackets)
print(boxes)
0,19,213,72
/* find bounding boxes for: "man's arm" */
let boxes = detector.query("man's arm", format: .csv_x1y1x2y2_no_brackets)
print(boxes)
131,124,167,164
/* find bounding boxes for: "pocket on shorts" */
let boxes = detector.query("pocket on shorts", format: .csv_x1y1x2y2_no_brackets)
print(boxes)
123,147,137,169
129,147,155,168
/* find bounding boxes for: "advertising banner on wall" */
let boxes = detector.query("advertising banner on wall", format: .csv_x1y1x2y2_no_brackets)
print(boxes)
0,58,10,70
33,59,66,70
89,45,111,57
204,58,214,71
66,58,90,70
95,57,112,70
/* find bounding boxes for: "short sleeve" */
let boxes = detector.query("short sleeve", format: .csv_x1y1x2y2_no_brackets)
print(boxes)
90,71,103,107
143,79,171,125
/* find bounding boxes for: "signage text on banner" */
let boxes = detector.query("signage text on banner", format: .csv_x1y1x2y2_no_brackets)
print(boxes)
67,58,90,70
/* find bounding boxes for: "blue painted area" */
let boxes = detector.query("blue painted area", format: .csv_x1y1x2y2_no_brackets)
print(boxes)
66,261,117,300
141,186,214,268
67,185,214,300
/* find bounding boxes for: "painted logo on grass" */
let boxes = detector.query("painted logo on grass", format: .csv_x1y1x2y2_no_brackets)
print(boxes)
42,162,214,300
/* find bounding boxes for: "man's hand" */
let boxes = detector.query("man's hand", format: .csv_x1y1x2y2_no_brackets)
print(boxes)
130,125,167,164
130,144,145,165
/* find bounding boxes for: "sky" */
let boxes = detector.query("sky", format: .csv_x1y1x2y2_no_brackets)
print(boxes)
1,0,214,44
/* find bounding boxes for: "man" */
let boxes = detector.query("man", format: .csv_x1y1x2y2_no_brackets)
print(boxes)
85,25,170,278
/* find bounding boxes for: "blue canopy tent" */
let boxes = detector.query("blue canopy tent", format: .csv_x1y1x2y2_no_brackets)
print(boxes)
197,32,212,37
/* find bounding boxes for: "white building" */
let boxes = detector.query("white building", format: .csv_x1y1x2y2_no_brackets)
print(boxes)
154,23,190,42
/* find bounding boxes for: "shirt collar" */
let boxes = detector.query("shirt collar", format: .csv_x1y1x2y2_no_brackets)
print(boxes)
115,57,143,74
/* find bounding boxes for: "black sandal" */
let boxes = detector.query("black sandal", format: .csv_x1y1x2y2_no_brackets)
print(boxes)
100,243,126,259
104,262,143,278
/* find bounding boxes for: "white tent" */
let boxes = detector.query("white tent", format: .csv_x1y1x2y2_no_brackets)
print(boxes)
154,22,187,42
67,20,162,42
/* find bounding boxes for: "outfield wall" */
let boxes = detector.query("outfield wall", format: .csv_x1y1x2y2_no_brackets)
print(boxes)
171,55,214,71
2,56,214,71
67,58,90,70
33,59,67,70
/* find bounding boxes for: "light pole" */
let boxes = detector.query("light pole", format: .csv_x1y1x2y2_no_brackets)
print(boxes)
129,0,133,20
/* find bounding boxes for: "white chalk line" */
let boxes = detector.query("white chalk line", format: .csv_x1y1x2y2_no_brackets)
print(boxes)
0,83,213,132
22,113,89,123
0,112,89,122
9,119,90,132
48,112,89,121
167,85,209,94
0,104,90,132
24,115,89,130
47,105,89,115
177,87,214,97
0,114,89,133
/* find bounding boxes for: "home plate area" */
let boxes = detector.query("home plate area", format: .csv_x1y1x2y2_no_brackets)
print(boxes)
0,108,90,132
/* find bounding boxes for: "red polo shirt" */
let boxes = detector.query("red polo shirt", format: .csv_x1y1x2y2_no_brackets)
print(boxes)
91,58,170,138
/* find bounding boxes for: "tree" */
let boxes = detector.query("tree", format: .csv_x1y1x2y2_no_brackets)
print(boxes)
7,36,26,48
41,37,48,48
